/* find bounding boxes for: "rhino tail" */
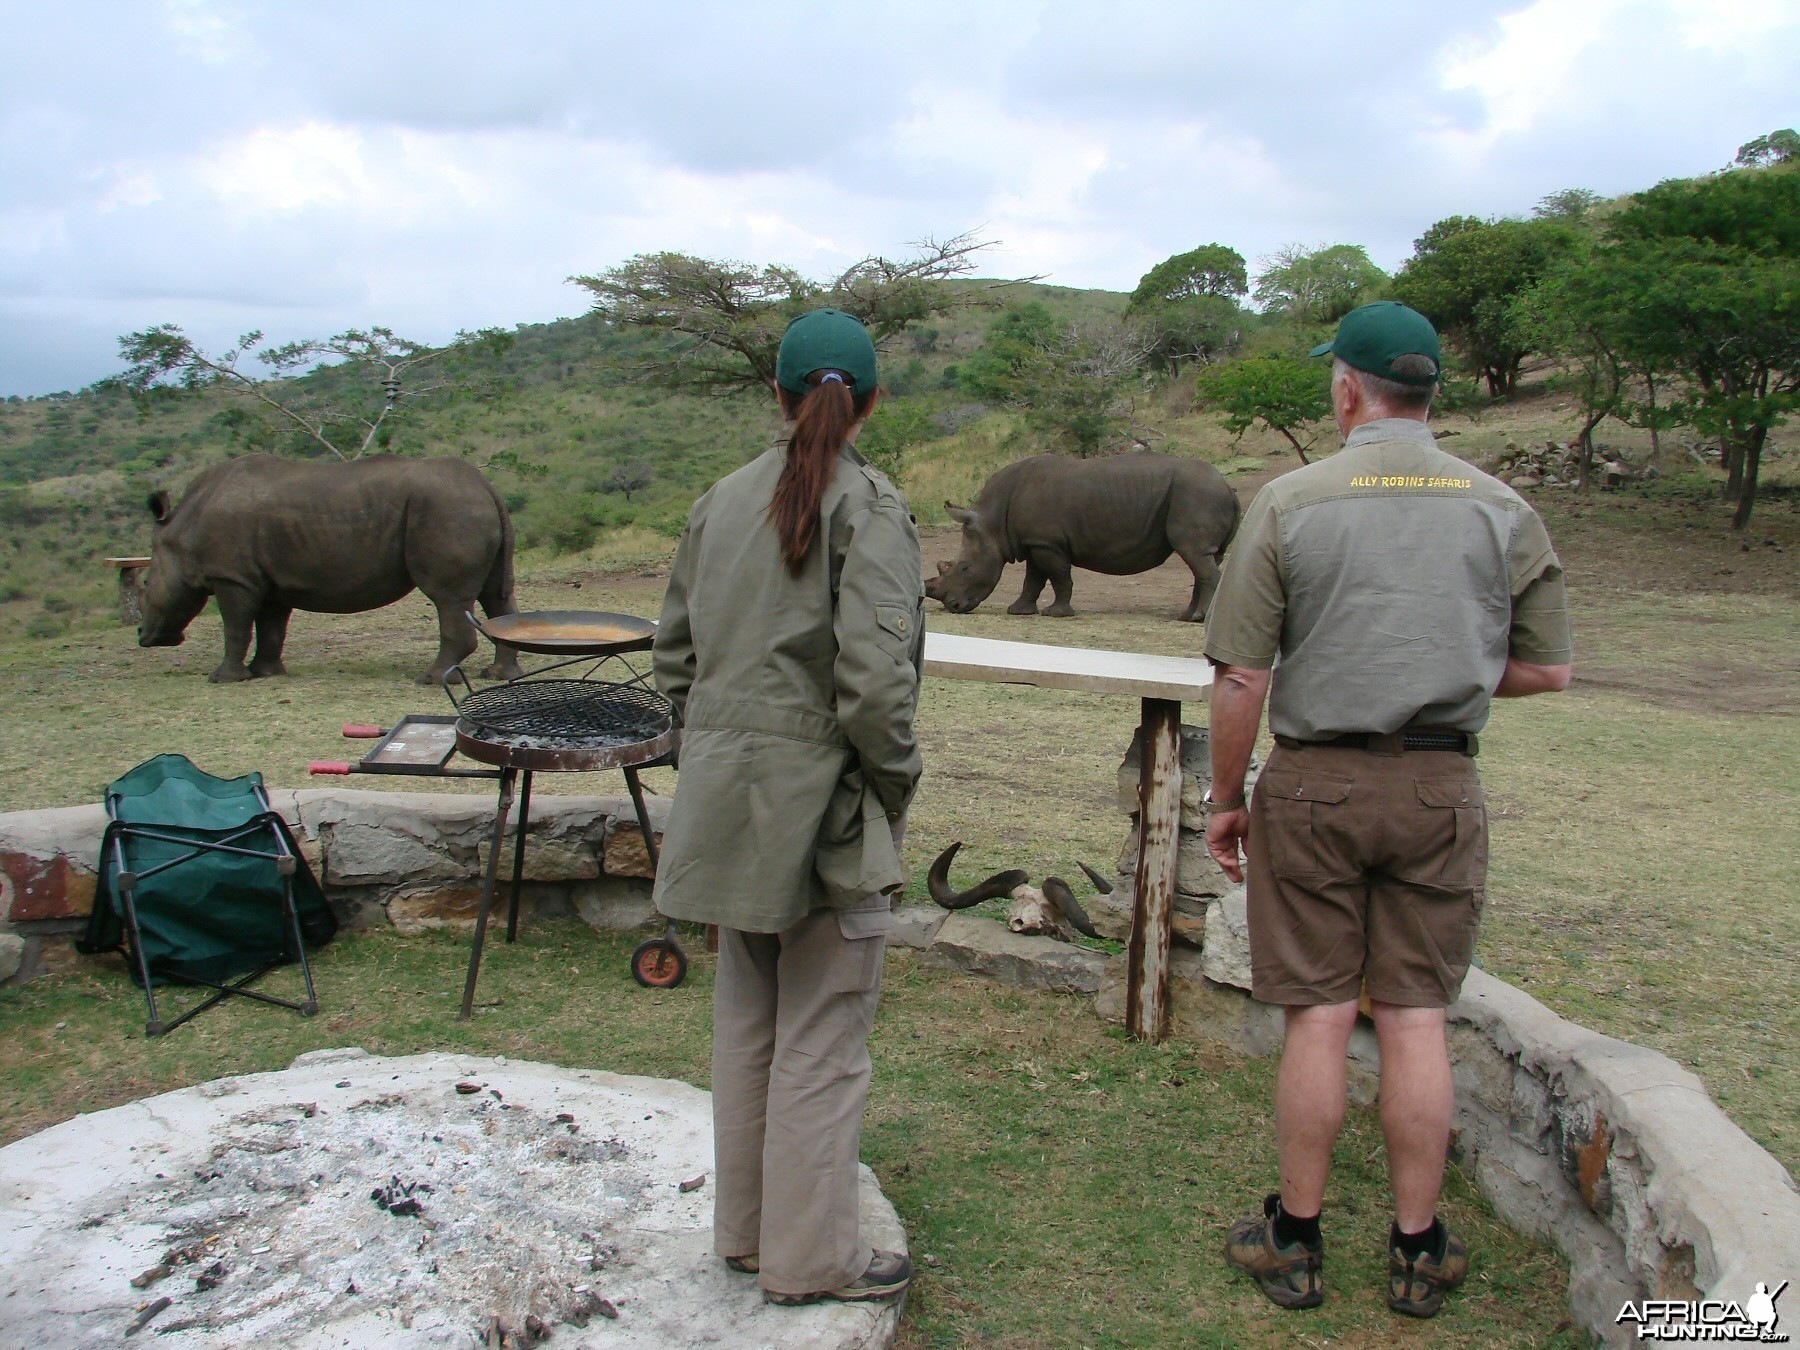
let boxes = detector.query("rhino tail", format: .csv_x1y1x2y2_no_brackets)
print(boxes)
1218,483,1243,559
480,478,517,613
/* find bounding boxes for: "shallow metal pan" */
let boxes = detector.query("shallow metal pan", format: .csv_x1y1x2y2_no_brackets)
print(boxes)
469,610,657,656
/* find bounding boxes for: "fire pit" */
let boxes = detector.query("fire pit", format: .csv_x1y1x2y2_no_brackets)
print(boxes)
0,1049,906,1347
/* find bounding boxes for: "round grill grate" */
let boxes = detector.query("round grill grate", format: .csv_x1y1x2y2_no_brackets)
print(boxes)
457,679,672,745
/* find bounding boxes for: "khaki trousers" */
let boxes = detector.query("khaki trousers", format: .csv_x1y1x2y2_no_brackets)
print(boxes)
712,903,888,1295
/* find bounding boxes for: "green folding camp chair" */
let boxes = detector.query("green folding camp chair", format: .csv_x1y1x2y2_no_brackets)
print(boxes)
80,754,335,1036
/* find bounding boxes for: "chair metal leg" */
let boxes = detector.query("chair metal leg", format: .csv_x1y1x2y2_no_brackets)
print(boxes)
113,832,166,1036
267,823,320,1016
460,768,516,1020
505,771,532,944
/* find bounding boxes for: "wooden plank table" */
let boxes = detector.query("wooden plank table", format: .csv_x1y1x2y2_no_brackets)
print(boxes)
923,631,1213,1043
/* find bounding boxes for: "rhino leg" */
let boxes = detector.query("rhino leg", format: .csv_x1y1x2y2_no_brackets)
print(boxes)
248,605,291,678
1033,549,1077,618
476,595,525,681
420,595,482,686
208,584,259,683
1008,559,1048,615
1177,553,1221,624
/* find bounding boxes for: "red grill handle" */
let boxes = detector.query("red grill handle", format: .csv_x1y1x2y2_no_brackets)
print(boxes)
309,761,354,775
342,724,385,739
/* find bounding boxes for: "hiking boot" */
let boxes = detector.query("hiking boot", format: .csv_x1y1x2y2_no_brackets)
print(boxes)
1225,1194,1324,1310
724,1254,759,1274
765,1250,912,1306
1388,1224,1468,1318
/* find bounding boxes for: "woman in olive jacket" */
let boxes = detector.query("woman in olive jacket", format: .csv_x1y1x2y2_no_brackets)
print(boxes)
651,308,924,1305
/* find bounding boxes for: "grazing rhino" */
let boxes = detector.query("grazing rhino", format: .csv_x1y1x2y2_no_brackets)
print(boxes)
925,452,1241,621
138,454,524,685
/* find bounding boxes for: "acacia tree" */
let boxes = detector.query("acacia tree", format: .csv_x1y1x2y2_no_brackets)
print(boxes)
1252,243,1388,324
1391,216,1575,396
569,232,1009,393
1193,356,1332,463
1512,251,1637,488
1735,128,1800,169
1519,168,1800,527
1125,244,1248,370
110,324,512,460
1611,172,1800,527
958,305,1154,456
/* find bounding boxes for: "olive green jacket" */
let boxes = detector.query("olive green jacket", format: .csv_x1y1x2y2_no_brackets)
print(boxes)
650,438,926,934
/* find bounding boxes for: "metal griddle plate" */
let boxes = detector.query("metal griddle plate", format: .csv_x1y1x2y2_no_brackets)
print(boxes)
359,715,461,773
470,610,656,656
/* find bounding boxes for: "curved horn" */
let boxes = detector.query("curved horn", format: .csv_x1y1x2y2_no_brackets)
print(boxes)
1078,861,1114,895
1043,876,1100,939
927,841,1028,911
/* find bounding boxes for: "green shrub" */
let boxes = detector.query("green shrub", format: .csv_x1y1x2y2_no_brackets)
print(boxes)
24,613,67,639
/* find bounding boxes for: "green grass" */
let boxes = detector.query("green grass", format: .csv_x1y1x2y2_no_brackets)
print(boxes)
2,922,1581,1347
2,383,1796,1344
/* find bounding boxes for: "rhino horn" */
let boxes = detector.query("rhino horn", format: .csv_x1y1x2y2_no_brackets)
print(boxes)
936,559,953,575
1043,876,1100,939
927,841,1029,910
1078,861,1114,895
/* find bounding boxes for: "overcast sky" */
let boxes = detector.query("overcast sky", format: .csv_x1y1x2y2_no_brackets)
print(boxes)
2,0,1795,396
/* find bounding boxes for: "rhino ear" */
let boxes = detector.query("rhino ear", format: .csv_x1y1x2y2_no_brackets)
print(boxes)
945,502,976,527
147,490,173,524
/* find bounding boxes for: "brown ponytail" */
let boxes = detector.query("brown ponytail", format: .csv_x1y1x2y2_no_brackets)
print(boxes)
769,372,877,574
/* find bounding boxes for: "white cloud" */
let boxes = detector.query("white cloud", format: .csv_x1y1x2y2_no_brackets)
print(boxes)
1,0,1797,395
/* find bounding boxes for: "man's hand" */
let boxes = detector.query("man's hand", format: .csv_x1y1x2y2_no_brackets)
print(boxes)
1206,806,1251,883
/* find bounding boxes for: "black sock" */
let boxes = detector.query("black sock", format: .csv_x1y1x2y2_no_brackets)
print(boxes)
1272,1201,1321,1248
1392,1217,1444,1260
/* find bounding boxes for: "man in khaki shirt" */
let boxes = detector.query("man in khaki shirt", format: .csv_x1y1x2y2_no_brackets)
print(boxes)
1203,303,1572,1318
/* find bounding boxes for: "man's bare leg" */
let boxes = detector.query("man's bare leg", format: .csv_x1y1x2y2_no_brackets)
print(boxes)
1369,1002,1453,1232
1275,1000,1359,1217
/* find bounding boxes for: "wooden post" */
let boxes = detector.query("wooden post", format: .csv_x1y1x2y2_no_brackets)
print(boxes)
1127,697,1182,1042
106,557,152,626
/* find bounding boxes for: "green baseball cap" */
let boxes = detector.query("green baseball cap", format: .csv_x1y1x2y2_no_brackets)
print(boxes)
775,307,879,395
1310,301,1442,386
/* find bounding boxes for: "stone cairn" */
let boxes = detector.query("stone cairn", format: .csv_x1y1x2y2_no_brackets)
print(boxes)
1084,724,1257,993
1492,439,1660,490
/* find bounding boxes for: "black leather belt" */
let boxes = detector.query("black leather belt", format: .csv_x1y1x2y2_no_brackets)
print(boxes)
1275,731,1478,756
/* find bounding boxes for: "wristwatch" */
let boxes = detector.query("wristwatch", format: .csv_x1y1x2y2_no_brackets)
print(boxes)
1204,790,1247,812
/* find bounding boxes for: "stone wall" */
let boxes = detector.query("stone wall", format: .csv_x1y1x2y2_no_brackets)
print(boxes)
0,788,667,984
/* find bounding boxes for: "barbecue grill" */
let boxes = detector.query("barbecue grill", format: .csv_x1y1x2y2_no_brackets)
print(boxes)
310,611,688,1011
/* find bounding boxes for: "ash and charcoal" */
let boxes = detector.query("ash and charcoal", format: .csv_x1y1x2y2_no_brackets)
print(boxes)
466,725,647,752
105,1086,641,1343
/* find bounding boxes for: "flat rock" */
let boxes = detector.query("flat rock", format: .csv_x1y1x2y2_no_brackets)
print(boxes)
916,914,1105,996
0,1051,904,1349
572,879,658,932
324,823,465,887
888,905,947,950
0,930,24,983
1200,885,1251,991
476,835,601,882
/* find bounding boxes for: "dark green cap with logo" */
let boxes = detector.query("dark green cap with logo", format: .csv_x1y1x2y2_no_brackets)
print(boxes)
775,307,879,395
1310,301,1442,386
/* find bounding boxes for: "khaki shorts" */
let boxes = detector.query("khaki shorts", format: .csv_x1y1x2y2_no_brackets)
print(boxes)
1244,742,1487,1008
